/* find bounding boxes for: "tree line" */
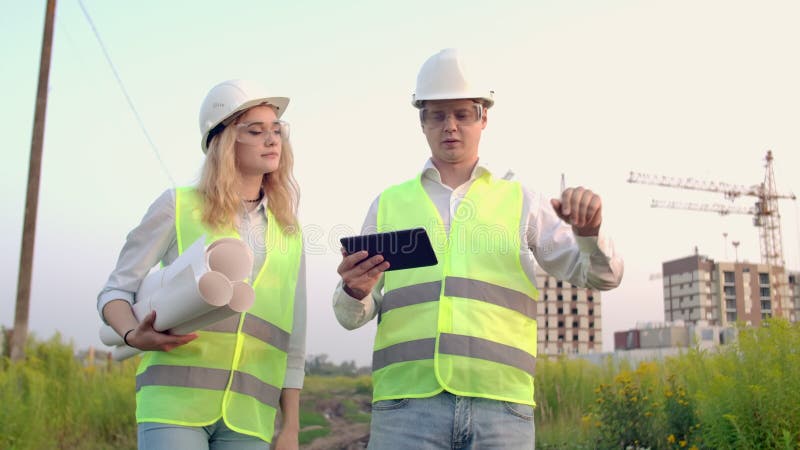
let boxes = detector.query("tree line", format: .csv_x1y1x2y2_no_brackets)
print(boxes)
305,354,370,376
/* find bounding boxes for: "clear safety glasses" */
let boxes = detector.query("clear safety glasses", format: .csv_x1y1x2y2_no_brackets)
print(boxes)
420,103,483,127
235,120,290,146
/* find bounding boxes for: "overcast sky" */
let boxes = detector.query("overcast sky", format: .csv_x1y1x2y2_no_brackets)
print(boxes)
2,0,799,365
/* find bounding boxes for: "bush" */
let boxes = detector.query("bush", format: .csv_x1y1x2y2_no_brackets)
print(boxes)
586,318,800,450
589,361,666,449
680,319,800,449
534,356,616,447
0,334,138,450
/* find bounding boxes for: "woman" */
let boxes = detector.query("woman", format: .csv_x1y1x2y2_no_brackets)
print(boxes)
98,79,306,450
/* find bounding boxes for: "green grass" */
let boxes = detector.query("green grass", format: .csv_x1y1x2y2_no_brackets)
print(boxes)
533,356,616,446
6,320,800,449
342,398,371,423
0,336,371,449
303,374,372,396
299,409,328,427
0,334,138,450
585,318,800,449
299,426,330,444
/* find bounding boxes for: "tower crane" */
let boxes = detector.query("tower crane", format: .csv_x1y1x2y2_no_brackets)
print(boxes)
629,151,796,317
628,150,795,269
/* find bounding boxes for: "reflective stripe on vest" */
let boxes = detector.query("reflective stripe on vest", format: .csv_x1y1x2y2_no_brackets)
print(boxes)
135,187,302,443
372,334,537,377
374,172,539,405
383,277,537,319
186,313,291,352
136,365,282,410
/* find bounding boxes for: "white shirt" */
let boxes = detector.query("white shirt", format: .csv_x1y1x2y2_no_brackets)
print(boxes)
332,159,624,330
97,189,306,389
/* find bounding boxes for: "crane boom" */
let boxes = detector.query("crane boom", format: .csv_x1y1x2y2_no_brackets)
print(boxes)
651,200,757,216
628,172,758,199
628,172,795,201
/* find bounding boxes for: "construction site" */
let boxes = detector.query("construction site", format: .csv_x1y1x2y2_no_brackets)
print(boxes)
616,151,800,352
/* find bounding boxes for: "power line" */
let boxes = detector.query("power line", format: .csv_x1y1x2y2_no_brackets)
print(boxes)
77,0,175,186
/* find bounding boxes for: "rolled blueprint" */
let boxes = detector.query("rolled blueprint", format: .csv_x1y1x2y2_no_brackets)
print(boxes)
102,235,256,360
169,307,240,336
135,237,208,303
161,281,254,335
207,238,254,282
110,282,256,361
98,270,236,347
142,268,233,331
99,324,126,347
110,342,143,361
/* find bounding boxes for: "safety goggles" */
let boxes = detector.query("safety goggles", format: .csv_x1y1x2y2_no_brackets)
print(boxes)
420,103,483,127
235,120,290,146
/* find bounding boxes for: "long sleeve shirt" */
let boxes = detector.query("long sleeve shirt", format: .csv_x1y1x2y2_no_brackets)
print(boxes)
97,189,306,388
333,158,624,330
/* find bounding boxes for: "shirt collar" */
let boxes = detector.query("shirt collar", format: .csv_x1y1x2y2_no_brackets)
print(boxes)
256,196,268,216
242,194,268,219
421,158,493,183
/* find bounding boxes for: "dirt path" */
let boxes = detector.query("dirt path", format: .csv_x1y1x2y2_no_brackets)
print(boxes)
301,422,369,450
299,386,373,449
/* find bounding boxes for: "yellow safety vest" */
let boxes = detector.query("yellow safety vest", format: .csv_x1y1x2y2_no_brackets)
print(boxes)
374,172,539,405
135,187,302,443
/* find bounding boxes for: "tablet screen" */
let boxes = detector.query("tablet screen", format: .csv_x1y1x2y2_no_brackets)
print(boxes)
340,227,438,271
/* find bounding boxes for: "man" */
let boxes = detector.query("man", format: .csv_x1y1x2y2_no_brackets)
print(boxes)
333,48,623,449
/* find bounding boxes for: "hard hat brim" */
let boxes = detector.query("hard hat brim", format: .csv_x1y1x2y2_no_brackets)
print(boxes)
412,92,494,109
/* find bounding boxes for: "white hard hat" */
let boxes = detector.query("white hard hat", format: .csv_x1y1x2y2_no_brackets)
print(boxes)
198,79,289,153
411,48,494,109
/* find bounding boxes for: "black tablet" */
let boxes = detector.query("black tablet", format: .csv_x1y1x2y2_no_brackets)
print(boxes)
340,227,438,271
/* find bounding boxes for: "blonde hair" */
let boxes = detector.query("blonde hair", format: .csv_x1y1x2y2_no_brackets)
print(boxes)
197,107,300,233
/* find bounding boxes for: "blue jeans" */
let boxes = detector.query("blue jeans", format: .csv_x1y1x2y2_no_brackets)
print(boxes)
368,391,535,449
138,419,268,450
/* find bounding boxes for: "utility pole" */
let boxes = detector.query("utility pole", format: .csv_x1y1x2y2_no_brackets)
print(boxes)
10,0,57,361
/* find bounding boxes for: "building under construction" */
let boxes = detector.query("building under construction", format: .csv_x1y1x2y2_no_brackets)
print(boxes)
534,266,602,355
662,253,799,327
614,253,800,352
